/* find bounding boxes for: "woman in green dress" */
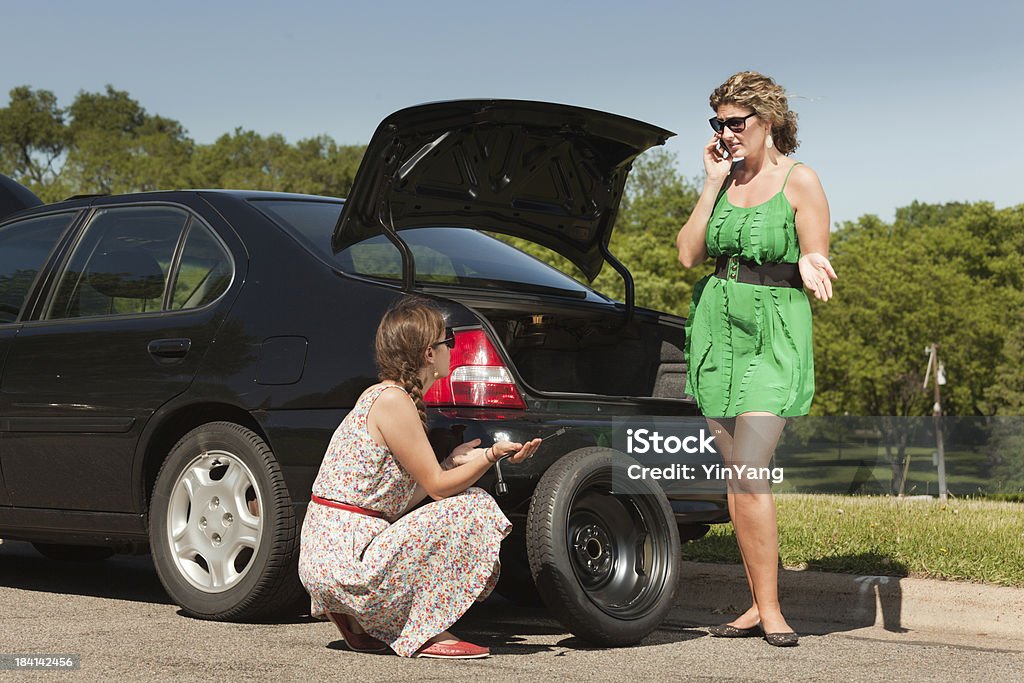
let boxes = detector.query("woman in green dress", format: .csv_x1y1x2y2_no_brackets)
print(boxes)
676,71,837,647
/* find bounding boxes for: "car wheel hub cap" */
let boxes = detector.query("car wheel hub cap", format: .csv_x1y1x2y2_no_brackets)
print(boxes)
573,523,613,581
166,451,263,593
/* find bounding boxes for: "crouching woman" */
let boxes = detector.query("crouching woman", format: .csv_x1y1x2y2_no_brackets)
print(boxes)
299,296,540,658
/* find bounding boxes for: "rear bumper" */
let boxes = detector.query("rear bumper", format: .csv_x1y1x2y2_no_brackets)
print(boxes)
259,404,730,527
426,409,730,526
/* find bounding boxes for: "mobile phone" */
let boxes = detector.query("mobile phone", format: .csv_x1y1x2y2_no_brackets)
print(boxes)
717,138,730,159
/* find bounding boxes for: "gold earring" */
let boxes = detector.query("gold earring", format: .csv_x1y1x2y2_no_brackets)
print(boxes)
432,369,440,378
766,133,774,149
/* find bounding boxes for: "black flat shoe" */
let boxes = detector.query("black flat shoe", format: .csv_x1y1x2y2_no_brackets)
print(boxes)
707,623,762,638
763,631,799,647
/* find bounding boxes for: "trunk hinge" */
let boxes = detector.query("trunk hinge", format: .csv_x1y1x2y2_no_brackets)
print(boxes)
599,242,634,323
375,131,416,291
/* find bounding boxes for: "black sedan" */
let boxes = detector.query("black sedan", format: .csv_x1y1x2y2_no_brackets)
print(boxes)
0,100,726,646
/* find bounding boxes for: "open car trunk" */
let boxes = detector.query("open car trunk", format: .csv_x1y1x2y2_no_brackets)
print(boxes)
453,293,690,401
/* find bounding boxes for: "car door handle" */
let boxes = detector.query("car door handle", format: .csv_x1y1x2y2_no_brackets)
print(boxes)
148,338,192,359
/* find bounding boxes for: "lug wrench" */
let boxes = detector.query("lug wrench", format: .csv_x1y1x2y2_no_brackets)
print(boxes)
493,427,567,496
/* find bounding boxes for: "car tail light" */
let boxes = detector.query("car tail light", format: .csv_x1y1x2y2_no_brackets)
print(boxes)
424,329,526,409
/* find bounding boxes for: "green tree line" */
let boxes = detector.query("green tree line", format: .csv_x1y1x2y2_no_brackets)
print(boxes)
3,86,1022,433
0,85,365,202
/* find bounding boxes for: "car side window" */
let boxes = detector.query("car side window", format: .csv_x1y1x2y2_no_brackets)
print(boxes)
170,221,232,310
0,213,75,324
47,206,188,320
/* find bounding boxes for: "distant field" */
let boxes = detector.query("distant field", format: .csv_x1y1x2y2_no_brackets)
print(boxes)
682,493,1024,587
770,445,1016,496
770,416,1024,495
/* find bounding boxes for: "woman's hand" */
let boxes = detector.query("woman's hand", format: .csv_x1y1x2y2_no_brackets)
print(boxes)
798,252,838,302
488,438,542,464
703,134,732,181
444,438,482,469
443,437,542,470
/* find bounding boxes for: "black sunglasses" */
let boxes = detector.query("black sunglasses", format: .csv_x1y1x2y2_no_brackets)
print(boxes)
432,327,455,350
709,112,757,134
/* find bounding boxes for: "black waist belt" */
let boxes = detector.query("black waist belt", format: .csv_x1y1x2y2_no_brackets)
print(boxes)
714,255,803,288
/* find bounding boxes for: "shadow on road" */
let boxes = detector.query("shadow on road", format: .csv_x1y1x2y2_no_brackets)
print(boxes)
796,553,909,634
460,596,708,653
678,555,911,637
0,539,172,604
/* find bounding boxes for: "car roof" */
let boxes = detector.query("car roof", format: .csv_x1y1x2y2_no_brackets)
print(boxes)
195,189,344,202
2,189,345,221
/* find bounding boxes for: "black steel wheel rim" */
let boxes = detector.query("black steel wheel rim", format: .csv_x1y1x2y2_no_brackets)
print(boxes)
564,467,672,620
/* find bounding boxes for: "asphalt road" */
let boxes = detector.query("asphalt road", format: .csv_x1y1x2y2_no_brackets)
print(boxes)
1,539,1021,682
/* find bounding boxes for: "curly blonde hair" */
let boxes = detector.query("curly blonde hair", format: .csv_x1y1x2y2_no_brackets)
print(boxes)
374,295,446,434
710,71,799,155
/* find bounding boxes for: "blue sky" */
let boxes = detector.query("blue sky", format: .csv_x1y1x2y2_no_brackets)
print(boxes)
2,0,1022,226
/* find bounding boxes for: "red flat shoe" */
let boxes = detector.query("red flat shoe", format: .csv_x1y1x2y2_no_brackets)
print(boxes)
415,640,490,659
327,612,389,653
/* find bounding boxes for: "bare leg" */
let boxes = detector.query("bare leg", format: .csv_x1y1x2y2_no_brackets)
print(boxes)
425,630,460,645
706,417,759,629
726,412,791,635
345,614,368,634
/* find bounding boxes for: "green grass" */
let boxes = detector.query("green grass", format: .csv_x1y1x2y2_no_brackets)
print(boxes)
682,494,1024,587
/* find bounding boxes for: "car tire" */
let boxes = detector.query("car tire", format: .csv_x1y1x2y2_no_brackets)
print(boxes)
148,421,306,621
525,447,680,646
32,543,116,562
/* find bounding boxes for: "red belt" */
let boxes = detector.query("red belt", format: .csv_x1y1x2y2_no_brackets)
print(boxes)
311,495,384,518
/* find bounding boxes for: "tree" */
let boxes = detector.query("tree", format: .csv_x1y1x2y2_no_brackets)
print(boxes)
193,129,363,197
61,86,194,196
1,85,367,203
812,202,1023,492
0,86,67,196
192,128,292,191
593,148,705,315
492,148,704,316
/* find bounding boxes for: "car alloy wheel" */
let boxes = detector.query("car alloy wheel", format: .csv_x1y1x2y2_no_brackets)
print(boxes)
165,449,263,592
149,422,306,621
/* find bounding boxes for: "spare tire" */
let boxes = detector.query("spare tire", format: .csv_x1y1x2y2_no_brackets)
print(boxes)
526,447,680,646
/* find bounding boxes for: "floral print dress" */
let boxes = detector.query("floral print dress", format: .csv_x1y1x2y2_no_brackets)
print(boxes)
298,383,511,657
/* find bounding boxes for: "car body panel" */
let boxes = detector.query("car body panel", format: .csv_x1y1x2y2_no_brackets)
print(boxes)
0,173,43,221
0,197,242,512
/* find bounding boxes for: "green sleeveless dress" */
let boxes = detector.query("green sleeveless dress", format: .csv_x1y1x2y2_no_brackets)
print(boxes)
684,162,814,418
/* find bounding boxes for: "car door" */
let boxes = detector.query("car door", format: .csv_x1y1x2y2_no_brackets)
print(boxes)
0,202,235,512
0,210,80,507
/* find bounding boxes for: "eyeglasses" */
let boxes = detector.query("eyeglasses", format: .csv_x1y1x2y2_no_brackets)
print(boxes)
431,327,455,350
709,112,757,134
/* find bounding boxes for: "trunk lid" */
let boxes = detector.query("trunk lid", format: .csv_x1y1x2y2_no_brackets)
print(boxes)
332,99,673,281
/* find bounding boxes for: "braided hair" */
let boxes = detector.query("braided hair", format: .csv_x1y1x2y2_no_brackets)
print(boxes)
374,296,446,434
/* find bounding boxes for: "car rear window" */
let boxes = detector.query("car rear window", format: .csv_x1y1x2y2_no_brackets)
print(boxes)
252,199,604,301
